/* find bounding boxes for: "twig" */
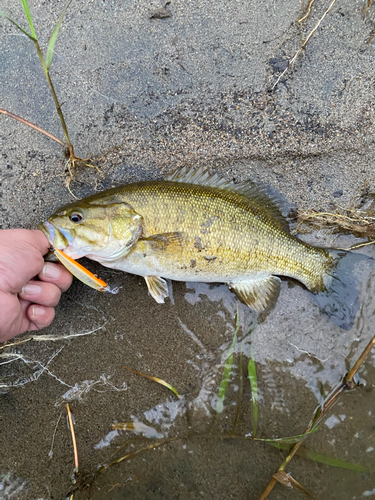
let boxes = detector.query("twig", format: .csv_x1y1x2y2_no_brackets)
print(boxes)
0,108,65,146
272,0,337,90
67,404,79,472
107,438,178,468
66,403,78,500
364,0,373,19
345,334,375,387
298,0,316,23
336,241,375,251
258,331,375,499
368,27,375,45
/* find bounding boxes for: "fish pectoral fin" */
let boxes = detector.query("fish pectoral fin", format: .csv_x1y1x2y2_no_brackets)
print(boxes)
145,275,169,304
142,232,185,254
229,276,281,312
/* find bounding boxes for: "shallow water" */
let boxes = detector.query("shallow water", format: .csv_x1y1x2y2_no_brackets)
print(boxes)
1,236,375,500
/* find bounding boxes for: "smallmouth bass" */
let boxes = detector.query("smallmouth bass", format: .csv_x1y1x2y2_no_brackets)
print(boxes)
39,167,371,330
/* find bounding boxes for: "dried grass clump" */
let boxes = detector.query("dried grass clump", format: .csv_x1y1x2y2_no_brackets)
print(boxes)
297,205,375,240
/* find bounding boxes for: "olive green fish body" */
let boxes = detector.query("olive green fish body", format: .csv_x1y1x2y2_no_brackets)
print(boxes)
99,180,330,292
40,167,371,329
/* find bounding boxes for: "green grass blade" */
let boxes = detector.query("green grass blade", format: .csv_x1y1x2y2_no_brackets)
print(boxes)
0,11,36,40
46,0,72,70
297,445,371,473
268,442,371,473
247,355,258,436
255,428,318,445
216,309,240,413
216,339,236,413
21,0,37,39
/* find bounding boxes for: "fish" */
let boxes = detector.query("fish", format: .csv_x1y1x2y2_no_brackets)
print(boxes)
38,167,371,330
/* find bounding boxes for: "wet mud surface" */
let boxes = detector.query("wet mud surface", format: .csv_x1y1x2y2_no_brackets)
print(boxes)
1,0,375,499
1,265,375,500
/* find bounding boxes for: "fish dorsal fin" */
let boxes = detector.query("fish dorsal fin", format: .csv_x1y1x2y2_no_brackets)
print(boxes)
145,275,169,303
166,167,290,232
231,181,291,232
167,166,234,189
229,276,281,312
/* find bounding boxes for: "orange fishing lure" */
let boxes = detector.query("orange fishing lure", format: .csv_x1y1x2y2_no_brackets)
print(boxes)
54,249,117,293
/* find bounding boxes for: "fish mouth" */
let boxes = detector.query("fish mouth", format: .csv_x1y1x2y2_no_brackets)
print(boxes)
38,221,69,250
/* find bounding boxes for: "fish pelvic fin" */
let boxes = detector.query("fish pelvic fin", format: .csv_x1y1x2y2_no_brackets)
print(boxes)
145,275,169,304
229,276,281,312
166,166,291,232
312,250,373,330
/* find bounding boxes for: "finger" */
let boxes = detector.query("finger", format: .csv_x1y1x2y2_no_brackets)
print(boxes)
0,229,49,294
38,262,73,292
26,304,56,330
0,290,23,342
19,280,62,307
31,229,51,255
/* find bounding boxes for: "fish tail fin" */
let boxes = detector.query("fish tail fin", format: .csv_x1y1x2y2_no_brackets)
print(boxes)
312,250,373,330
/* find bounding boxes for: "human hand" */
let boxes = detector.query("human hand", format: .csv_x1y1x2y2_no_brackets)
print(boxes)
0,229,73,342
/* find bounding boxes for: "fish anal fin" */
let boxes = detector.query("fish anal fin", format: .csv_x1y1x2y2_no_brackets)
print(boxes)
142,232,185,254
229,276,281,312
166,167,291,232
145,275,169,304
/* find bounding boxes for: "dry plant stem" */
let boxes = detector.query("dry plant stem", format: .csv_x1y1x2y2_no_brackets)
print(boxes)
67,437,180,496
106,437,179,468
0,323,108,351
66,403,79,472
258,332,375,500
273,471,319,500
368,27,375,45
300,211,374,225
296,205,375,240
342,241,375,251
298,0,316,23
0,107,64,146
272,0,337,90
346,333,375,386
364,0,373,19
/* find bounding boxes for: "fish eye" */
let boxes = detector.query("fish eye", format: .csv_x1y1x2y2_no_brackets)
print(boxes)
69,212,83,223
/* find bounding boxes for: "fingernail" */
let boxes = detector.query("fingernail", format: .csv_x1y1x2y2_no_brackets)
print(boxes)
42,263,61,279
21,283,42,296
31,305,46,317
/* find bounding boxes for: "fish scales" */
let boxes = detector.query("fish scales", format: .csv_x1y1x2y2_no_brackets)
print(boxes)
99,180,329,288
39,167,371,330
